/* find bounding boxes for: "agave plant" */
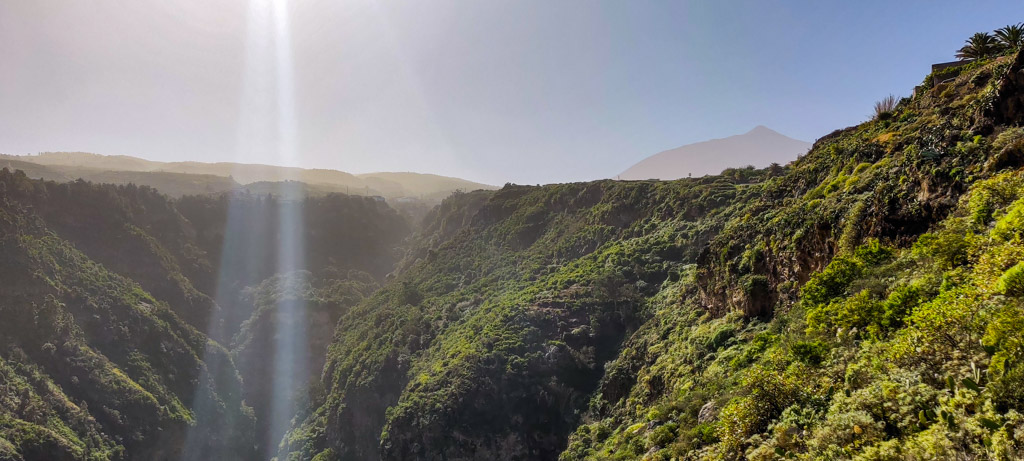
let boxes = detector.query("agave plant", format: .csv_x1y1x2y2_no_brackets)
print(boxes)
995,23,1024,49
956,32,1003,60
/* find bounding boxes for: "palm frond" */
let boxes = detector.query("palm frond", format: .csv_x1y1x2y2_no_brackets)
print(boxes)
955,32,1002,60
995,23,1024,49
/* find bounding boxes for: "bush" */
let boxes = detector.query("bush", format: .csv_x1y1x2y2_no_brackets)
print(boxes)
998,262,1024,297
802,256,862,307
813,290,882,336
880,284,924,331
994,199,1024,242
964,171,1024,226
873,95,899,120
913,226,971,269
741,274,770,298
854,239,894,266
688,422,719,446
648,423,678,447
791,341,829,366
994,127,1024,154
988,127,1024,171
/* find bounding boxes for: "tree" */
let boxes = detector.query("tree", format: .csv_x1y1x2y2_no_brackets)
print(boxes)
995,23,1024,50
956,32,1002,60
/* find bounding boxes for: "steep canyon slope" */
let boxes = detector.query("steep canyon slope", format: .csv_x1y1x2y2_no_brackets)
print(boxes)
282,51,1024,460
0,174,411,460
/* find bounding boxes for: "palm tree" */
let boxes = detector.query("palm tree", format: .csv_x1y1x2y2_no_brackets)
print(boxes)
995,23,1024,49
956,32,1002,60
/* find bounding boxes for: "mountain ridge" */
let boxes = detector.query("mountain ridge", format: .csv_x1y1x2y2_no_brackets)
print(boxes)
0,151,496,201
620,125,812,180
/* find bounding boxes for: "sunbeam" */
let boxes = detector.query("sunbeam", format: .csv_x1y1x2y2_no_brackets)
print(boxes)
181,0,307,458
268,0,309,456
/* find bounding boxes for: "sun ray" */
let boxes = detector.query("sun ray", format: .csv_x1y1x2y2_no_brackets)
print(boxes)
182,0,306,458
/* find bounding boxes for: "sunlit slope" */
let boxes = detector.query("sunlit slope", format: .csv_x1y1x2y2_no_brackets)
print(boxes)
1,152,496,200
559,53,1024,461
283,51,1024,461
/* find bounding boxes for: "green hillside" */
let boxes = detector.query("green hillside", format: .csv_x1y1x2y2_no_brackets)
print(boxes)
3,37,1024,461
0,171,413,460
0,170,254,460
278,51,1024,460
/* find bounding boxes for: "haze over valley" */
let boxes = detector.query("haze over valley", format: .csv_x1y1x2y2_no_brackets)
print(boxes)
1,151,495,201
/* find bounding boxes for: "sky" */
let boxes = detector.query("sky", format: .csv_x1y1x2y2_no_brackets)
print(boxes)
2,1,1023,185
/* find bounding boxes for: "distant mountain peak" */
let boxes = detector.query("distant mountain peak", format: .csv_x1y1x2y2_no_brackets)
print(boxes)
745,125,778,135
619,127,811,180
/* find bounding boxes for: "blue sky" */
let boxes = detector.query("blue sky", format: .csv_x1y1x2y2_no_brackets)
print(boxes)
2,1,1023,184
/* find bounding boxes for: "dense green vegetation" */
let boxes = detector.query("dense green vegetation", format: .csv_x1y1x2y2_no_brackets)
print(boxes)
277,49,1024,460
0,173,254,460
4,35,1024,461
0,171,413,460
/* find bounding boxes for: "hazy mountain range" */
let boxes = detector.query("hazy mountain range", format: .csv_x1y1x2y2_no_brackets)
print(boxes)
2,130,814,201
0,152,496,201
620,125,812,180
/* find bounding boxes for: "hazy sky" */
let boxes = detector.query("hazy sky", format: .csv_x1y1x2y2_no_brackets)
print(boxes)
2,1,1023,185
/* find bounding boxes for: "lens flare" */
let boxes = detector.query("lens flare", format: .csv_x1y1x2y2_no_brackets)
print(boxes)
182,0,306,458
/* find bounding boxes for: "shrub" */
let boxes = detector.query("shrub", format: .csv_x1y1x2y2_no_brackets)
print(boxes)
802,256,862,307
913,226,971,269
993,199,1024,242
998,262,1024,297
312,449,338,461
730,332,777,369
648,423,678,447
964,171,1024,226
873,95,899,120
688,422,719,446
791,341,829,366
741,275,770,297
880,284,924,331
854,239,894,266
994,127,1024,154
397,281,423,305
987,127,1024,171
717,397,761,456
702,321,739,352
989,366,1024,412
